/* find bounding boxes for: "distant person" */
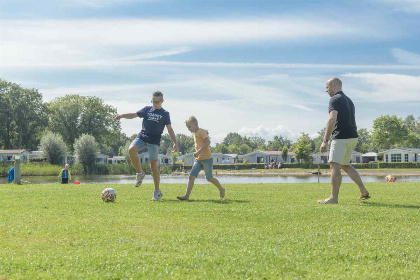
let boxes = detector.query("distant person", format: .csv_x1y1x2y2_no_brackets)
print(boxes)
318,77,370,204
7,167,14,183
58,164,71,184
177,116,225,200
114,91,178,201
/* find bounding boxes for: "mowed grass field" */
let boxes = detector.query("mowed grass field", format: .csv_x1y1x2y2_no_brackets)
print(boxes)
1,182,419,279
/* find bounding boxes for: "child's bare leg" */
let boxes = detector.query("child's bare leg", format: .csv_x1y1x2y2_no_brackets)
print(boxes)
177,175,196,200
207,178,225,200
128,145,142,173
150,160,160,191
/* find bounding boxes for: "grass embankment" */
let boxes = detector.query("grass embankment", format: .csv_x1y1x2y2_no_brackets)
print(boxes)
0,163,172,177
1,182,419,279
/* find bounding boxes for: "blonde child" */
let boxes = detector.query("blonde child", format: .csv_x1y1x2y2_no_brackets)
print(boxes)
58,164,71,184
177,116,225,200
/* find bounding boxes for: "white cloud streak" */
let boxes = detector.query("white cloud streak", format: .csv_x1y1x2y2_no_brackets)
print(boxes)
0,17,387,69
377,0,420,13
392,48,420,65
237,125,298,141
343,73,420,102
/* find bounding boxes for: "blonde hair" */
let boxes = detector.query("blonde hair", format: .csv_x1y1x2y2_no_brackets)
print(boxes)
185,115,198,125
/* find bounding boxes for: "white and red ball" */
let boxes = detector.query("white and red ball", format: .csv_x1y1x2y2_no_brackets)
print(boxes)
101,188,116,202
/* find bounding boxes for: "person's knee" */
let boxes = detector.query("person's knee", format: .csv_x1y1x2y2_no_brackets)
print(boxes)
330,162,341,170
128,145,138,155
206,177,214,182
189,175,196,181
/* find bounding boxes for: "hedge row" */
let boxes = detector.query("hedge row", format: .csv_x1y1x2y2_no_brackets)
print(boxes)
378,162,420,168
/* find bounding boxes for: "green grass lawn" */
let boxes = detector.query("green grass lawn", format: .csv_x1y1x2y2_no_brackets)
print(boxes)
1,182,419,279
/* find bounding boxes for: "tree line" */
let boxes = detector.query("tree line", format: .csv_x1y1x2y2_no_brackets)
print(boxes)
1,79,419,165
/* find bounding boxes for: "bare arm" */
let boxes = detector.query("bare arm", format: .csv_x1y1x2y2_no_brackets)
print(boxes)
320,110,337,153
114,113,138,122
166,124,178,153
194,137,210,157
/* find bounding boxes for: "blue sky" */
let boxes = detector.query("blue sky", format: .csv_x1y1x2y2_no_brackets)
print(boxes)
1,0,419,143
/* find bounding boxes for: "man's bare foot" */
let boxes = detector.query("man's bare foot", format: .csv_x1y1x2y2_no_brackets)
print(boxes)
219,188,225,200
177,195,189,201
317,198,338,204
359,193,371,201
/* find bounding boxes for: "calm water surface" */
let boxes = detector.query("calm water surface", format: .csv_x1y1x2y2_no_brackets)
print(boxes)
1,174,420,184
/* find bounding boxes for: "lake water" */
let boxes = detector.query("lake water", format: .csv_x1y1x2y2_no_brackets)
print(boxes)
1,174,420,184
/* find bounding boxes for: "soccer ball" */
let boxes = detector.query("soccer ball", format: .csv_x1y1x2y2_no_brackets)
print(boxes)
101,188,116,202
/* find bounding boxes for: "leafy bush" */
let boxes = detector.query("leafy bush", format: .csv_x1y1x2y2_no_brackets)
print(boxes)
38,132,68,165
74,134,98,174
378,162,420,168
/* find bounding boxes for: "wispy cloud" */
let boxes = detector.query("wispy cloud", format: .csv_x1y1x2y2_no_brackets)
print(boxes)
392,48,420,64
116,47,193,61
376,0,420,13
68,0,156,8
238,125,298,142
344,73,420,102
0,17,389,68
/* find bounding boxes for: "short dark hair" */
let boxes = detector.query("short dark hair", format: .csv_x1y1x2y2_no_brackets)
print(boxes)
153,91,163,98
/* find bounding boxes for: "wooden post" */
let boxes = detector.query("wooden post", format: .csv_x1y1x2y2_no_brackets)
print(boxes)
317,164,320,183
14,155,22,184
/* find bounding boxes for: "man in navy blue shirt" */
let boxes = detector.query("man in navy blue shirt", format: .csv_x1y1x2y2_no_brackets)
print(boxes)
318,78,370,204
115,91,178,200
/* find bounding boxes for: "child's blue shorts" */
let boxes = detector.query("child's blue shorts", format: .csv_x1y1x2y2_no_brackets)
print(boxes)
130,137,159,161
190,157,214,179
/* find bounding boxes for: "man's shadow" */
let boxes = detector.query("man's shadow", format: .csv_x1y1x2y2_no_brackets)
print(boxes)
360,201,420,209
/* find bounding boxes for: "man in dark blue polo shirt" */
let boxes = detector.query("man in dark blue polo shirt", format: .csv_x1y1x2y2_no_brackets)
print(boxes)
318,77,370,204
115,91,178,201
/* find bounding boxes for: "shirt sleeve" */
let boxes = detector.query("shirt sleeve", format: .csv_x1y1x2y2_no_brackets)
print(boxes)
164,112,171,125
328,97,340,112
136,107,148,118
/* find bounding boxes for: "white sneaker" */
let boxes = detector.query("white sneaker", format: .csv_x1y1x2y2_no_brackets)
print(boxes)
135,172,146,187
152,189,163,201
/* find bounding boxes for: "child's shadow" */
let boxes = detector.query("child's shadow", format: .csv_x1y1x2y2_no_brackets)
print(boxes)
360,201,420,209
164,199,250,204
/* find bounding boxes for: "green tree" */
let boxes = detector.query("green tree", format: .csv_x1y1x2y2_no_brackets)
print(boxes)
267,136,293,151
213,143,229,154
48,94,122,154
38,132,68,165
228,144,241,154
355,128,372,153
223,133,244,146
74,134,98,174
48,95,85,151
312,128,326,153
403,115,420,135
248,136,266,149
281,145,289,163
176,134,195,155
239,143,252,154
371,115,410,150
0,80,48,150
159,134,173,155
293,133,312,163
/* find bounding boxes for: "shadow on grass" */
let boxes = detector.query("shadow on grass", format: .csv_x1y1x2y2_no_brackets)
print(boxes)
163,199,250,204
360,201,420,209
